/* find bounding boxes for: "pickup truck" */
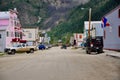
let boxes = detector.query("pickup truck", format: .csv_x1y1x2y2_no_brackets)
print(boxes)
86,36,103,54
4,44,37,54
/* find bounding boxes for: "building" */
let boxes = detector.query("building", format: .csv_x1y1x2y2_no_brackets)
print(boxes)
73,33,83,47
103,5,120,51
84,21,103,39
39,31,51,44
22,27,39,46
0,9,22,52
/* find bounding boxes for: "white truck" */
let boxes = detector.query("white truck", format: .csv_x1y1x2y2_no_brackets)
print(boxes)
4,43,37,54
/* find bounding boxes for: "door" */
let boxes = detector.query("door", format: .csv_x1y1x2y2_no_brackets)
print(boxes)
16,44,28,52
0,31,6,52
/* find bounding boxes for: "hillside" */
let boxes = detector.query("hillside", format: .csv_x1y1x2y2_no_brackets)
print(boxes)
0,0,89,29
48,0,120,44
0,0,120,44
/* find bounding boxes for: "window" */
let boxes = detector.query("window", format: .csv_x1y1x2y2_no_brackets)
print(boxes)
104,30,106,39
20,32,22,39
28,33,32,38
118,26,120,38
15,32,19,37
0,34,1,39
79,35,82,39
15,32,17,37
15,21,17,26
118,9,120,18
7,31,9,37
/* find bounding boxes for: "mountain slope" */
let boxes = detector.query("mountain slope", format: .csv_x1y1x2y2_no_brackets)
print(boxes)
0,0,89,29
48,0,120,43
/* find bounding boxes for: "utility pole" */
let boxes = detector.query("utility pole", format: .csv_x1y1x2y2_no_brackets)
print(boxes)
88,8,91,39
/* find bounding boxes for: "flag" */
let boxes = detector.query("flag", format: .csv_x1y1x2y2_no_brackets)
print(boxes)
101,17,110,28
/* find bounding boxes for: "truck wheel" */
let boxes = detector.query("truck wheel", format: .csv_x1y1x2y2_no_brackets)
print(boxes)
6,50,10,54
86,49,91,54
30,49,34,53
97,51,99,54
11,50,15,55
26,51,30,54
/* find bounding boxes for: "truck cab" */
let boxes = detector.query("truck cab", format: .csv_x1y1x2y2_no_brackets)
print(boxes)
4,43,37,54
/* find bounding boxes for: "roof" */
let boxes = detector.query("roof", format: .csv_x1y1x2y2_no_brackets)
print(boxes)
84,21,102,30
0,11,10,19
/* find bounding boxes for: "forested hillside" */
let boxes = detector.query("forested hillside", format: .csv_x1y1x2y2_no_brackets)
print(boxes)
0,0,88,29
0,0,120,44
48,0,120,44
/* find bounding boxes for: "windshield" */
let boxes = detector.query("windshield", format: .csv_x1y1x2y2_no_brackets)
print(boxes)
12,44,21,47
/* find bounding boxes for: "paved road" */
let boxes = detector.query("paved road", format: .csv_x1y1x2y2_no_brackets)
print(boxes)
0,47,120,80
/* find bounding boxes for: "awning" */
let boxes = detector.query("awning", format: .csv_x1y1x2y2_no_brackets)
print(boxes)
12,38,20,42
19,40,26,43
12,38,26,43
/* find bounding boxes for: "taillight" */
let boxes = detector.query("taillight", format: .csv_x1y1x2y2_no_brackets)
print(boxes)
90,42,93,47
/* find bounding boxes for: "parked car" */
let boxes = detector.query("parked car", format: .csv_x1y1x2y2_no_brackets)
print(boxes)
86,36,103,54
38,44,46,50
4,44,37,54
44,44,52,49
61,44,67,49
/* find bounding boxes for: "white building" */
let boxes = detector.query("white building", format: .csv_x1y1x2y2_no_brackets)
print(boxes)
84,21,103,38
103,5,120,51
74,33,83,47
22,27,39,46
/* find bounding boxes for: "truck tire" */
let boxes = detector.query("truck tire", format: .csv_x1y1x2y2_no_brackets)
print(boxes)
30,49,34,53
26,51,30,54
11,50,16,55
97,51,100,54
6,50,10,54
86,50,91,54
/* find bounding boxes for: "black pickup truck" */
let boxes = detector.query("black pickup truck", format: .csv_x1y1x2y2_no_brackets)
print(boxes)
86,36,103,54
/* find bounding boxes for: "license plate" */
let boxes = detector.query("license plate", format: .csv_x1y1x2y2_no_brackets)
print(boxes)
8,50,11,53
96,47,99,49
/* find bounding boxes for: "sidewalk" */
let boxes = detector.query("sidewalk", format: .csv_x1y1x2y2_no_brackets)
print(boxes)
0,52,4,56
104,50,120,59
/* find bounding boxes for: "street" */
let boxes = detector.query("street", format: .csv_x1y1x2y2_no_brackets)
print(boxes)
0,47,120,80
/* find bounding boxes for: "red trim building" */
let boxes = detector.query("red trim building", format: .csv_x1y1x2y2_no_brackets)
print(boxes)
74,33,83,47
